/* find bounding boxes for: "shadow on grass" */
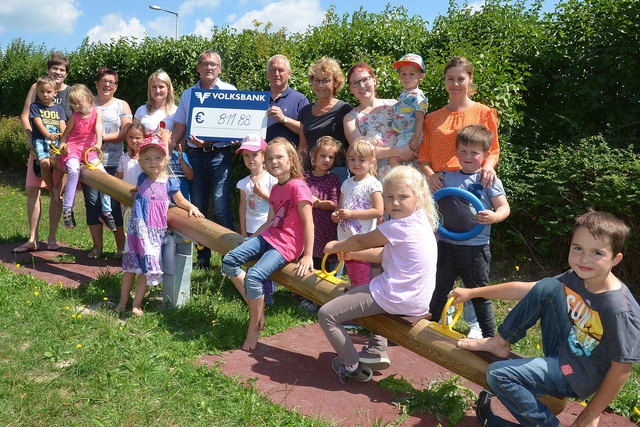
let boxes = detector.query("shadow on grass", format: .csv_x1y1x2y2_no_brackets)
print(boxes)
57,261,317,353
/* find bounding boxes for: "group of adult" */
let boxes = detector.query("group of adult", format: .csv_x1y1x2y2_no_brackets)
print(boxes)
14,50,500,271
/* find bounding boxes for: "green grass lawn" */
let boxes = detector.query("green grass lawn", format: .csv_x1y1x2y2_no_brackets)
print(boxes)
0,174,638,425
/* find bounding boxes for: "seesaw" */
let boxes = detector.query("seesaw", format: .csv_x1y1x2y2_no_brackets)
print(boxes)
79,167,567,415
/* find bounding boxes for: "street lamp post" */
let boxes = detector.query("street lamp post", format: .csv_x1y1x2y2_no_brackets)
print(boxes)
149,5,179,39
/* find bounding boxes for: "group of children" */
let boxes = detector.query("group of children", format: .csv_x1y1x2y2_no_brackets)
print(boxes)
25,54,639,426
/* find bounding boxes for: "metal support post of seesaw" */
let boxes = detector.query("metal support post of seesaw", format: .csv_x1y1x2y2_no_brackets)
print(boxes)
161,229,193,308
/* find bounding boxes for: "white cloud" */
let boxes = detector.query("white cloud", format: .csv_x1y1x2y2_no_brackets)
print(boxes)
0,0,81,34
86,13,147,44
466,1,486,12
193,17,215,37
147,16,177,38
229,0,324,34
179,0,222,17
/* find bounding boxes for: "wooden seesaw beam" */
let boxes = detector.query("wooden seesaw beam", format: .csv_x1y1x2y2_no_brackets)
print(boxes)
80,167,567,415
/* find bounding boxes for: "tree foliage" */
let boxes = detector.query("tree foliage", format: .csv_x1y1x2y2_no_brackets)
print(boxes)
0,0,638,285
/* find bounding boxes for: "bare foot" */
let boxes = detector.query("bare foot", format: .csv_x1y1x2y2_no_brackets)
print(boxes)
458,336,511,358
132,307,144,316
242,326,260,351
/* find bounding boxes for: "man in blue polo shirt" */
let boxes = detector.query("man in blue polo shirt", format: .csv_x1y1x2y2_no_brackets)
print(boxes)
171,50,237,269
265,54,309,147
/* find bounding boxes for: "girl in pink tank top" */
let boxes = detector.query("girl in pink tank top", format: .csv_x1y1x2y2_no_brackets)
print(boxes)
58,84,115,230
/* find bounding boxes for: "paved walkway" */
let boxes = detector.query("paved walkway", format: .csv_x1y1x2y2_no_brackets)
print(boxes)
1,243,635,426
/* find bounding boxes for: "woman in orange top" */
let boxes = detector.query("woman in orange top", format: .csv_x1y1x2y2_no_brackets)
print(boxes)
418,56,500,191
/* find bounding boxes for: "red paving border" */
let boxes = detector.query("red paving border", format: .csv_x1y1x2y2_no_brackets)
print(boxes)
199,323,635,426
1,243,635,426
0,242,120,288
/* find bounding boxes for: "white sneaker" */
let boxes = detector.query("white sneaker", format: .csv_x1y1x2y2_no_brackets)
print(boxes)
467,323,483,339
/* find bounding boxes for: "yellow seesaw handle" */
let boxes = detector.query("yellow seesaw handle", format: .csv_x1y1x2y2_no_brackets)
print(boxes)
49,140,61,155
313,252,346,285
427,296,466,340
83,147,104,170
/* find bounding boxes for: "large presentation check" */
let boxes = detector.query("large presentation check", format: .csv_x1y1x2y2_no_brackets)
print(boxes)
186,89,270,142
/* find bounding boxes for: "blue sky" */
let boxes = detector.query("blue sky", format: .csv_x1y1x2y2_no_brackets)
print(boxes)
1,0,559,52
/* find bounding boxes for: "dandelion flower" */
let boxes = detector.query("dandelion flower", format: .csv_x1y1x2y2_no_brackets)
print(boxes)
72,314,77,318
515,266,520,271
76,344,83,348
65,306,70,310
16,264,21,268
33,291,40,296
634,406,640,415
211,320,218,327
26,300,32,303
165,330,169,334
579,401,587,406
103,297,108,301
77,314,82,319
536,344,541,349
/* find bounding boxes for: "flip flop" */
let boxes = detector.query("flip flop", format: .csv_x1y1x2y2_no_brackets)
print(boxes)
12,242,38,253
87,247,103,259
46,243,61,251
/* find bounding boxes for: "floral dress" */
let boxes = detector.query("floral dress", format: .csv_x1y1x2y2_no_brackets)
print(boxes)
348,99,398,179
122,173,180,286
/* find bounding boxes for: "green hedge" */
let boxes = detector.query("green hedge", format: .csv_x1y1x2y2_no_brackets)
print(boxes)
0,0,638,286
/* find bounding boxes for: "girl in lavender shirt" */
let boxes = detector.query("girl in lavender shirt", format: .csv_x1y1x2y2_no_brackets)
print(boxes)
319,166,438,383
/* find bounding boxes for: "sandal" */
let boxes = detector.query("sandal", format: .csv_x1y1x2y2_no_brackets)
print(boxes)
12,242,38,253
113,251,124,260
46,242,61,251
87,247,103,259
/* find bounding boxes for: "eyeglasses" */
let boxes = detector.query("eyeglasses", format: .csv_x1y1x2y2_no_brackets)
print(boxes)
349,76,373,88
312,78,332,87
99,79,117,86
199,62,220,69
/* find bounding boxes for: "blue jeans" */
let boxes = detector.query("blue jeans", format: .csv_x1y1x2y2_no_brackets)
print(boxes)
221,236,287,300
188,147,234,262
487,278,578,426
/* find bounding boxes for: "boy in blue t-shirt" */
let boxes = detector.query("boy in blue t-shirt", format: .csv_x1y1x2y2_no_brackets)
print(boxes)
29,75,67,190
429,124,510,338
451,211,640,426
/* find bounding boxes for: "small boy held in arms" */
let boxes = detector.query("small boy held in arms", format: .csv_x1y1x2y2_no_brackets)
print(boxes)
429,124,510,339
450,211,640,426
29,75,67,192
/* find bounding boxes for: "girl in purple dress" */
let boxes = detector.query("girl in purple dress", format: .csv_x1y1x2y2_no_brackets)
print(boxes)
117,128,203,316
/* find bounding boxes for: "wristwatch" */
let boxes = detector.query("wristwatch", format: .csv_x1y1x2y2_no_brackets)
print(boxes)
283,117,289,124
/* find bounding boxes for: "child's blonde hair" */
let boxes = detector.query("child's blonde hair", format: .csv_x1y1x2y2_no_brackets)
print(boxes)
383,166,438,231
310,136,342,170
267,137,304,179
146,69,177,115
68,84,94,115
348,137,377,176
36,75,56,91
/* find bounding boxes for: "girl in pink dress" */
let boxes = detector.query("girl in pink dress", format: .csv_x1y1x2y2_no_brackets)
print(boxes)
117,129,203,316
58,84,115,230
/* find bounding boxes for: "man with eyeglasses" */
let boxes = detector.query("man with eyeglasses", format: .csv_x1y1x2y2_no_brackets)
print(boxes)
265,54,309,147
171,50,237,270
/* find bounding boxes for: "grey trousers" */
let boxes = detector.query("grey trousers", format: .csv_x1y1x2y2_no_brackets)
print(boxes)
318,284,386,366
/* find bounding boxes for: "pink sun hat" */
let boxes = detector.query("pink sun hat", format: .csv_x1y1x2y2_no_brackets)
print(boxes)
139,135,168,155
236,134,267,153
